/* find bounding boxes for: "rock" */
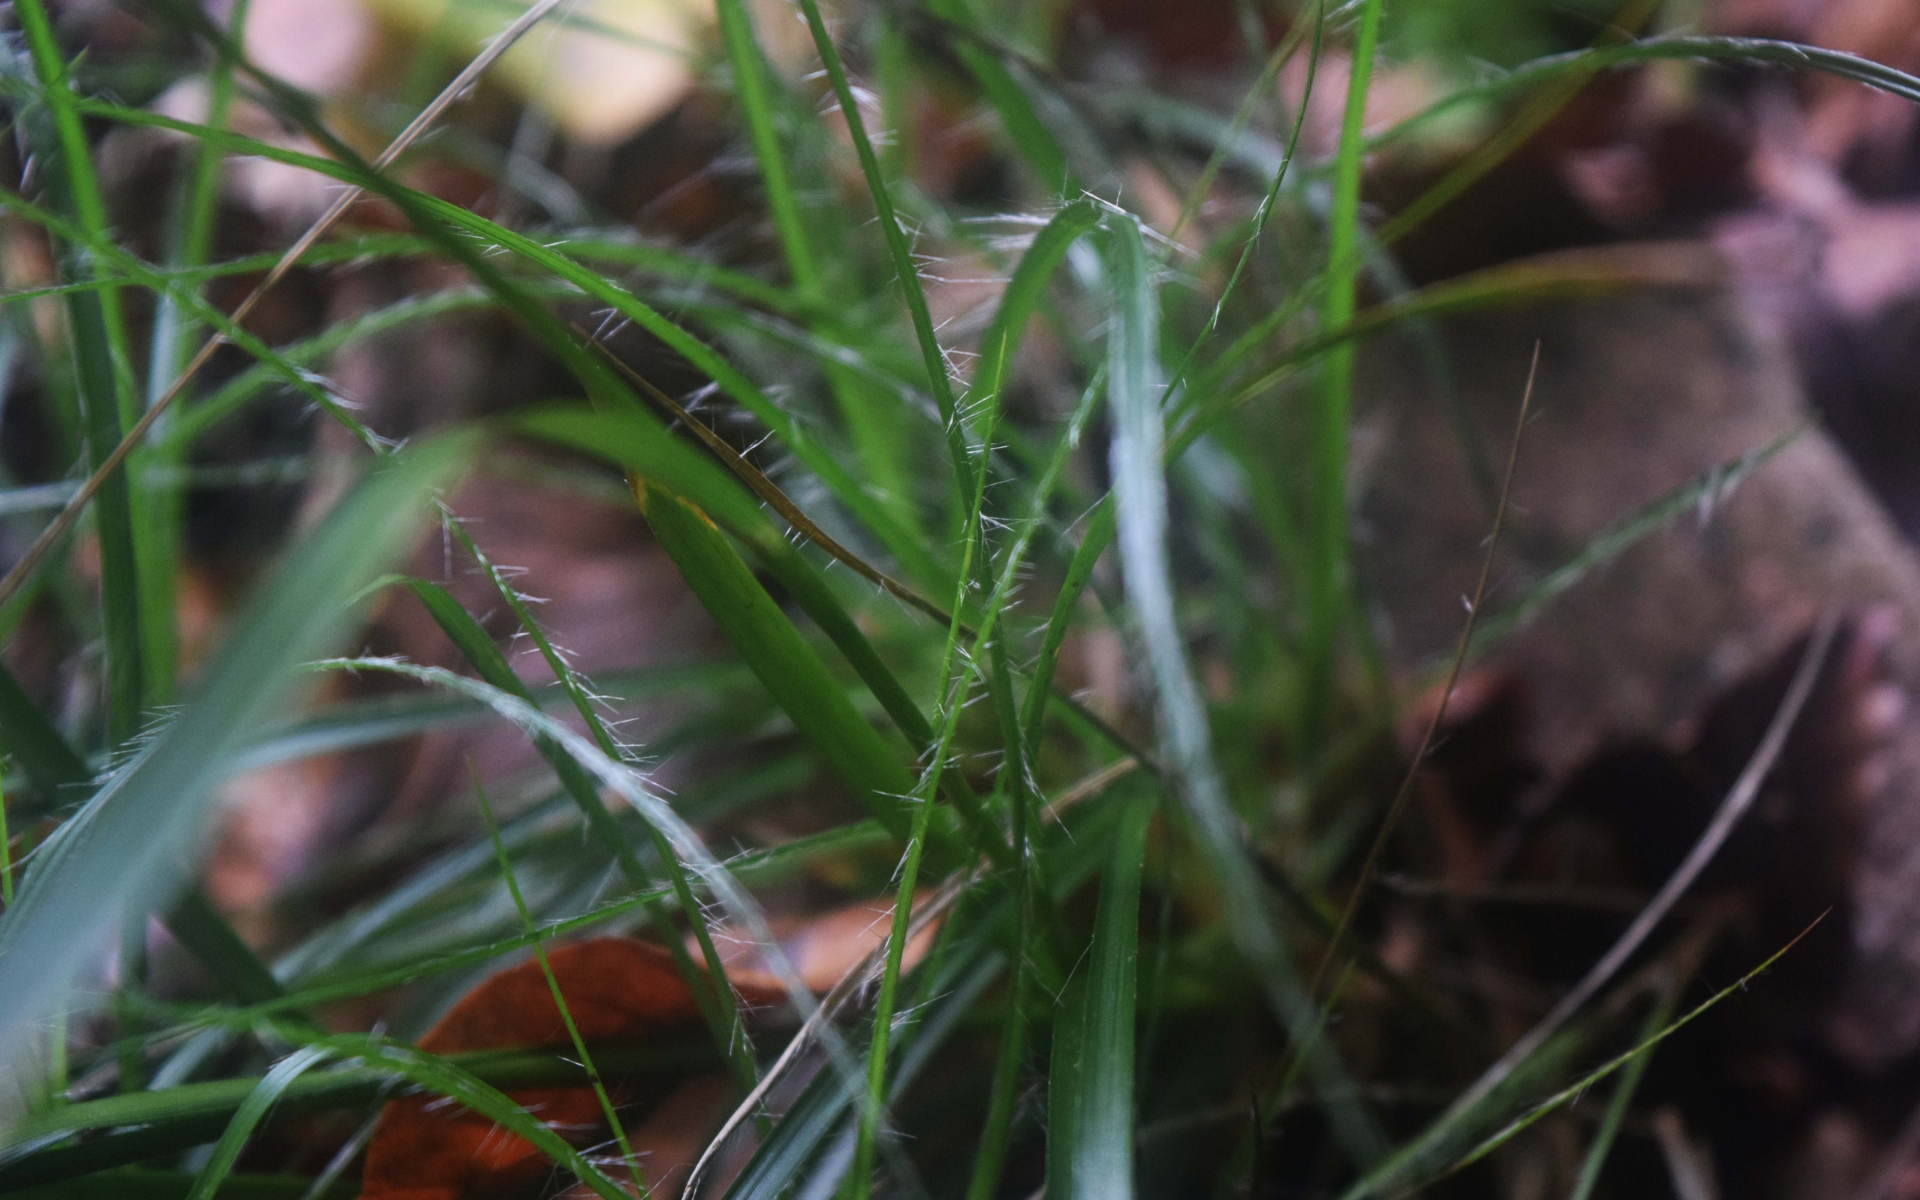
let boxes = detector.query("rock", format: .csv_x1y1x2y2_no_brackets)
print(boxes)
1357,280,1920,1067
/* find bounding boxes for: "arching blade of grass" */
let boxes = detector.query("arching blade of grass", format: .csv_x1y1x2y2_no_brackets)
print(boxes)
1046,791,1153,1200
140,823,888,1041
394,565,758,1092
1372,34,1920,155
183,1044,328,1200
1174,240,1724,456
0,230,803,320
0,1039,718,1190
198,663,753,791
965,201,1103,419
0,609,285,1011
68,81,940,590
300,1033,632,1200
0,435,472,1086
11,0,146,742
1103,215,1385,1165
511,404,1011,865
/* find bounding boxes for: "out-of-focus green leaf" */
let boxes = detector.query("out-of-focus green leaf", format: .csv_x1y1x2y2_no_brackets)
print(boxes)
0,436,472,1088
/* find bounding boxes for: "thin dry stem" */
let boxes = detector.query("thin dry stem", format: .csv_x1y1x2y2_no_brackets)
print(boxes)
1308,341,1541,1001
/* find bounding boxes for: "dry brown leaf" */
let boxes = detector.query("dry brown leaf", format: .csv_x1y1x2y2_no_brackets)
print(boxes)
361,937,779,1200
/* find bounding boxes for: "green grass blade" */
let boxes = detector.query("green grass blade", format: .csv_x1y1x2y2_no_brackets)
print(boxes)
1048,791,1153,1200
965,200,1103,422
473,775,637,1178
635,485,922,842
0,1040,717,1190
0,435,472,1085
73,87,939,585
0,646,288,1010
1104,215,1384,1164
395,577,649,883
1568,986,1678,1200
147,822,884,1040
165,891,288,1008
185,1044,328,1200
919,0,1071,192
1172,242,1721,459
305,1034,632,1200
515,404,1011,866
1470,426,1804,652
710,0,915,513
789,0,976,498
1303,0,1385,754
1373,34,1920,155
138,0,252,710
11,3,146,742
0,658,88,800
404,539,760,1091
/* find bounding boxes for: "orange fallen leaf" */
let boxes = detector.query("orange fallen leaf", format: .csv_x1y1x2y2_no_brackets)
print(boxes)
361,937,779,1200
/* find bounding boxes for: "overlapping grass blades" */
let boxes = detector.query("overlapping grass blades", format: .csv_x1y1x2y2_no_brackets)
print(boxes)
0,435,471,1087
0,4,1897,1195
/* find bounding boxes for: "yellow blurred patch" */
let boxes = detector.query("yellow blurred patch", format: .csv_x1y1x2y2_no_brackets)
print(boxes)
370,0,713,145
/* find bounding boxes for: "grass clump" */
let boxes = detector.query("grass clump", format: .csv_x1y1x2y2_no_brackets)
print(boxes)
0,1,1902,1197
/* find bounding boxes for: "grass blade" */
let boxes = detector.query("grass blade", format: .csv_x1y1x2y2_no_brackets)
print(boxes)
185,1045,329,1200
1104,215,1384,1164
1047,791,1153,1200
790,0,975,498
919,0,1072,192
399,553,759,1091
11,1,145,742
0,435,472,1089
1569,984,1679,1200
633,485,927,845
1304,0,1385,754
305,1033,632,1200
712,0,916,516
472,772,637,1179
